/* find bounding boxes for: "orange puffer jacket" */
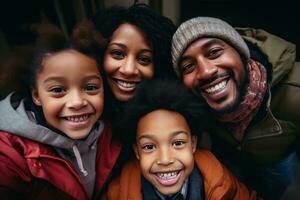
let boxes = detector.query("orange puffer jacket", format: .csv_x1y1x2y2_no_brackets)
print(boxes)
104,149,261,200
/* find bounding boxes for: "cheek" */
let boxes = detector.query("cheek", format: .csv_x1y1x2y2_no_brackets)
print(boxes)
92,95,104,116
179,149,195,169
140,65,154,79
237,66,247,87
183,75,195,90
103,56,117,74
42,101,62,122
223,52,246,84
139,154,154,174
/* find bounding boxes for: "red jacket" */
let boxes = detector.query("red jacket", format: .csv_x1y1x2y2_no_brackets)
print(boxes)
0,123,121,200
104,150,261,200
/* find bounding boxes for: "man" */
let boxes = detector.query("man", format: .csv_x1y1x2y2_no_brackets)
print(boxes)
171,17,300,200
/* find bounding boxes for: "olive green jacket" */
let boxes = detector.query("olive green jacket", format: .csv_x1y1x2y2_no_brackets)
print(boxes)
211,28,300,164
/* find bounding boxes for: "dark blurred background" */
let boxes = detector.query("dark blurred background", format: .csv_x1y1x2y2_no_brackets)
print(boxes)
181,0,299,60
0,0,299,98
0,0,298,59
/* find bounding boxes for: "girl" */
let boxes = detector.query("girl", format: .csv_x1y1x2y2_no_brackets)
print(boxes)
0,22,121,199
92,3,176,122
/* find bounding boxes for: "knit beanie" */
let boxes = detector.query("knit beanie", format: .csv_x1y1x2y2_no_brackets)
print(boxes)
171,17,250,77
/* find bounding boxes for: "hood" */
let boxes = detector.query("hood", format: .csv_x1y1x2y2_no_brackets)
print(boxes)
0,93,103,151
0,93,104,197
236,28,296,87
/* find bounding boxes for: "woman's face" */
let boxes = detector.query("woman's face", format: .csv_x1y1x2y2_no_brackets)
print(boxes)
103,23,154,102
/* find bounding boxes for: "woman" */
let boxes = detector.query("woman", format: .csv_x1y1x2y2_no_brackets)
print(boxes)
93,3,176,122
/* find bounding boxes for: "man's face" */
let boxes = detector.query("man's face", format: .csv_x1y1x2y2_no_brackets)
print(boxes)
179,38,246,113
134,109,197,196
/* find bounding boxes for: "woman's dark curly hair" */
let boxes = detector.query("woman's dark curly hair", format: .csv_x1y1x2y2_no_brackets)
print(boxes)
114,77,211,145
93,3,176,78
92,3,177,121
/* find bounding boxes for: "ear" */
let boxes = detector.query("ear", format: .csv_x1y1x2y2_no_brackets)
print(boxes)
191,135,198,153
31,88,42,106
133,144,140,160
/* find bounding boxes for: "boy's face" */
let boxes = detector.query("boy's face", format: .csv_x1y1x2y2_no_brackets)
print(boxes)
134,109,197,196
32,50,104,139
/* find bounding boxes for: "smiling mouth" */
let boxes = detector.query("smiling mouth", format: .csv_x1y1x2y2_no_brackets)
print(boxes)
155,170,181,186
112,78,140,91
62,114,91,123
204,79,228,94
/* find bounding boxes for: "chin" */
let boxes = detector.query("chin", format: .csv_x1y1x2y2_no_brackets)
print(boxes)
213,98,241,114
159,189,180,196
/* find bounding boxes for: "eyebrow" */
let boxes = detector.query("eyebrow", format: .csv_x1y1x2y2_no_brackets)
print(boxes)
138,130,189,140
108,42,126,49
82,75,102,82
108,42,153,53
43,75,102,84
43,77,65,84
180,38,223,64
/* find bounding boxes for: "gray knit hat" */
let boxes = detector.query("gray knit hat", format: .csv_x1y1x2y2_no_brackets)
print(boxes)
171,17,250,77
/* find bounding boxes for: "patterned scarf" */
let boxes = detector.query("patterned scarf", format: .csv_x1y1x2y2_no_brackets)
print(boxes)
217,59,267,141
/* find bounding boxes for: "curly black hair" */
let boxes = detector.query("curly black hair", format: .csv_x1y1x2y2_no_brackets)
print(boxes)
92,3,177,122
113,77,211,145
93,3,176,78
26,21,105,90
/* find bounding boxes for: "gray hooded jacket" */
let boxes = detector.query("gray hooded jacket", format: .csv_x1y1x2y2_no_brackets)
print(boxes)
0,93,104,198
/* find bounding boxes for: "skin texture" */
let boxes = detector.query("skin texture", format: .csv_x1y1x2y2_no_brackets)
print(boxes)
133,109,197,196
31,50,104,139
180,38,246,113
103,23,154,102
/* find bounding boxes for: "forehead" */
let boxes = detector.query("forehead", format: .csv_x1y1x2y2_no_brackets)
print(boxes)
137,109,191,138
39,50,101,80
183,38,229,55
109,23,151,48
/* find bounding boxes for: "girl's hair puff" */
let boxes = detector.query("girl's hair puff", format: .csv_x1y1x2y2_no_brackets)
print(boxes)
26,21,106,91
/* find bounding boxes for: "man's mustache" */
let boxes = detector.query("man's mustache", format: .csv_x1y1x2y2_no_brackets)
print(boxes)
198,71,232,86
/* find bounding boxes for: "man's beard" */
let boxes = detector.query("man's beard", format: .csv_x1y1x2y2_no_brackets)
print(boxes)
213,76,248,115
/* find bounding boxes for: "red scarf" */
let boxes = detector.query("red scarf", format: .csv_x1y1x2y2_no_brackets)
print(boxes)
217,59,267,141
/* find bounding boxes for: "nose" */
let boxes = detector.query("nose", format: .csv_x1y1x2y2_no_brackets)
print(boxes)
66,90,87,110
156,147,174,165
119,56,138,76
196,58,218,80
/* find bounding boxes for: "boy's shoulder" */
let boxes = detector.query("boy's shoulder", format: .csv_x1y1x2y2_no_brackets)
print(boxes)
194,149,222,167
194,149,224,180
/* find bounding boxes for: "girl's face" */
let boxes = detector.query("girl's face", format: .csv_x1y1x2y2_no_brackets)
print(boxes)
103,23,154,102
31,50,104,139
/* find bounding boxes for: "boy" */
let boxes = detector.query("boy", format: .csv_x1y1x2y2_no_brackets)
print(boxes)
104,78,259,200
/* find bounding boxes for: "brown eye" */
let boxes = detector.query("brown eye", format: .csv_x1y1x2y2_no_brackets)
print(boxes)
172,140,185,148
50,87,65,93
208,48,223,59
142,144,156,152
111,50,124,59
182,63,195,75
138,56,152,66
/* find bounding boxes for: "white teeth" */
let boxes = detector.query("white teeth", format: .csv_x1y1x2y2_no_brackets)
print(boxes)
66,114,89,122
156,171,179,179
205,80,227,93
117,80,136,88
